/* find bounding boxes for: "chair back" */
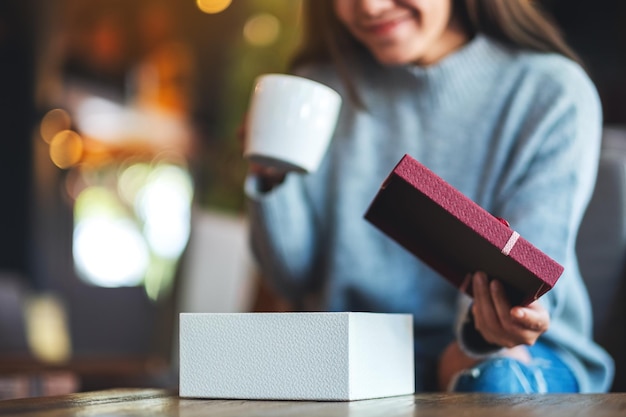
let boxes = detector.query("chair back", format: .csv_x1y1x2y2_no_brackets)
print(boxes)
576,126,626,392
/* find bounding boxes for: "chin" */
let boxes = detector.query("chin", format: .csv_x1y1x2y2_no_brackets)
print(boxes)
372,52,415,66
369,44,423,66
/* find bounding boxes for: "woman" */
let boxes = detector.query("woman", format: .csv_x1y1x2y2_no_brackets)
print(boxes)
244,0,614,392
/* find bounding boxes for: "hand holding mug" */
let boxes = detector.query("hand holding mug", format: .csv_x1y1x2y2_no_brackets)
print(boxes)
237,112,287,190
242,74,342,174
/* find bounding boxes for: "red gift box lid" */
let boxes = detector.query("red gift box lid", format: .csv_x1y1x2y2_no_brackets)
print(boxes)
364,154,564,306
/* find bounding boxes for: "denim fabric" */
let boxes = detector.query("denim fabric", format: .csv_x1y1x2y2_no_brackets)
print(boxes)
452,342,579,393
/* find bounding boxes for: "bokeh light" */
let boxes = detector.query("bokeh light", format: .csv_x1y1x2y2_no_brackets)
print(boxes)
73,186,150,288
74,97,126,143
72,163,193,296
135,164,193,259
243,13,281,47
196,0,232,14
25,295,72,364
118,162,152,205
40,108,71,144
74,216,150,288
49,130,83,169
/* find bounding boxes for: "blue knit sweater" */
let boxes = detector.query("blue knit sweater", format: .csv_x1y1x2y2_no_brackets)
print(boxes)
246,35,613,392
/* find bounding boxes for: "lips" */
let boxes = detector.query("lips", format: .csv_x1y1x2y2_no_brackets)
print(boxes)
360,15,411,37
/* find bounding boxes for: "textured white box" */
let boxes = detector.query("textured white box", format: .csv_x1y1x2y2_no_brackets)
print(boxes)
179,312,414,401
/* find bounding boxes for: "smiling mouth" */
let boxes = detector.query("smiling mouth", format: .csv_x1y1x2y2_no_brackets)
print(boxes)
361,15,412,36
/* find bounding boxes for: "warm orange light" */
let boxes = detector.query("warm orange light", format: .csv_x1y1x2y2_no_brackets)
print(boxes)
50,130,84,169
196,0,232,14
40,109,71,144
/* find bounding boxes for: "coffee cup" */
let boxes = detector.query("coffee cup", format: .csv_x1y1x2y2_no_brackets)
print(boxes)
243,73,342,173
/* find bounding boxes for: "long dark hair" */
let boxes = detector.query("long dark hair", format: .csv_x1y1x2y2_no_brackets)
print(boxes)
291,0,580,105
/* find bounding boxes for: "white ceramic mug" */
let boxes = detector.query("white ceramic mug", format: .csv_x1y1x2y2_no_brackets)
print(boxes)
243,74,342,173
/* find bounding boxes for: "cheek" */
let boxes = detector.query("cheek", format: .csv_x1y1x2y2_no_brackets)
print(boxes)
402,0,452,29
424,1,453,30
332,0,353,27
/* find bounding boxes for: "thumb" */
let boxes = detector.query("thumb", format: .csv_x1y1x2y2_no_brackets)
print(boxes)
510,305,549,332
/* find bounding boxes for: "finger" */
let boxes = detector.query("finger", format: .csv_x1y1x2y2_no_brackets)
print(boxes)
471,272,489,327
472,272,499,328
470,274,484,331
489,280,525,347
487,282,549,346
471,272,502,344
510,305,550,333
499,324,545,346
490,280,513,328
249,164,284,177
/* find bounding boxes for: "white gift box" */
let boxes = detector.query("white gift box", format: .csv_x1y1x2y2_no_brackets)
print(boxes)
179,312,414,401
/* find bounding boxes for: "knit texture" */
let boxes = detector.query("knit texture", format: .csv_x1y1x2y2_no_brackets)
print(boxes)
246,35,613,392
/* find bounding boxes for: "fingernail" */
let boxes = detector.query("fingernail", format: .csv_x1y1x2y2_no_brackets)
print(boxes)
512,308,524,319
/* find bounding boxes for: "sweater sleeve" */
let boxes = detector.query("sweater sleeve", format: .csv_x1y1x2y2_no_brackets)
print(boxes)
456,293,504,357
457,58,603,357
246,171,322,305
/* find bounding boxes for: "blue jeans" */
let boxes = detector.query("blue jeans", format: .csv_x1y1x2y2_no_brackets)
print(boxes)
452,342,579,393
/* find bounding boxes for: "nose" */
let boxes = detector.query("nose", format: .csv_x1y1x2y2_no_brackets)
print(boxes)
357,0,395,18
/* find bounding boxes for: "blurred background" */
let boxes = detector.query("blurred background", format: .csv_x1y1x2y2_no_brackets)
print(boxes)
0,0,624,399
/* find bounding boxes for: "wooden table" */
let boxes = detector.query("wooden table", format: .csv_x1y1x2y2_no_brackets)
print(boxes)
1,388,626,417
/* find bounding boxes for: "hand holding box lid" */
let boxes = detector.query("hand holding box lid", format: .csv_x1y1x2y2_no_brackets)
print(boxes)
364,154,564,306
